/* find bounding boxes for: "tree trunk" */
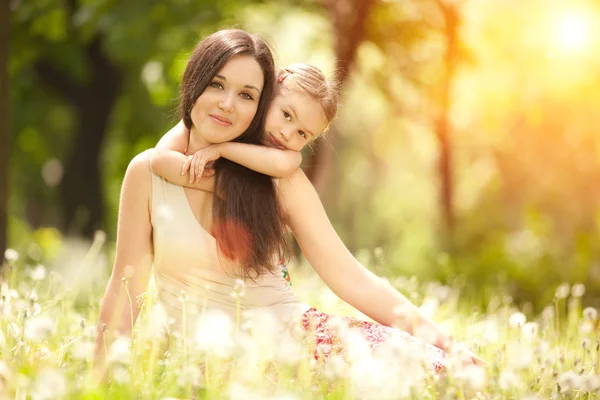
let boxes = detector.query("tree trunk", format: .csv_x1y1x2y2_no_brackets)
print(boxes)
36,37,121,237
0,0,10,261
435,0,460,239
305,0,376,193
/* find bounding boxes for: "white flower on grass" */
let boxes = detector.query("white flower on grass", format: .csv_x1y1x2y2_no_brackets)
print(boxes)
557,370,581,393
509,312,527,328
4,248,18,262
175,364,202,388
30,265,47,281
343,329,372,362
498,370,522,390
579,321,594,335
571,283,585,297
453,364,487,391
71,340,94,361
419,296,439,318
244,308,282,359
33,369,67,399
582,374,600,393
232,279,246,298
555,283,570,299
583,307,598,321
111,365,130,384
322,354,347,380
195,309,234,358
24,316,55,342
506,342,534,370
274,331,303,365
521,322,539,341
108,336,132,365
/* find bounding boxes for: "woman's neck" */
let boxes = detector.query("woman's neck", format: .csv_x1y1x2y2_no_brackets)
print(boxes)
187,125,212,154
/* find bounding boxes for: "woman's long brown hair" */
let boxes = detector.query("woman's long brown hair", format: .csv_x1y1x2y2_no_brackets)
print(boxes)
179,29,288,279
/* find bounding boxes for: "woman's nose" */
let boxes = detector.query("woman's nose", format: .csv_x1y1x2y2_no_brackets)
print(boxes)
218,93,235,113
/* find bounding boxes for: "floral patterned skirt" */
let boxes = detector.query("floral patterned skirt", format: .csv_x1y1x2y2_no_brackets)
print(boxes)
298,308,446,372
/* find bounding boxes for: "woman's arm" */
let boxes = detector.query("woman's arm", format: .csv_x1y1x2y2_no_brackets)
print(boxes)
94,152,154,365
278,169,452,349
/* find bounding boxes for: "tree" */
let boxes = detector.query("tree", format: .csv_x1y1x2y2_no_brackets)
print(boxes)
11,0,231,238
305,0,376,193
434,0,461,238
0,0,9,259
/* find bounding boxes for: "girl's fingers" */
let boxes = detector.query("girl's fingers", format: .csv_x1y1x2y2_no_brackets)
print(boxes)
182,156,192,175
189,157,197,184
196,159,205,183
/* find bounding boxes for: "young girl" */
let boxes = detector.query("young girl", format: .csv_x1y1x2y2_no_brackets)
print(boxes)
150,65,482,370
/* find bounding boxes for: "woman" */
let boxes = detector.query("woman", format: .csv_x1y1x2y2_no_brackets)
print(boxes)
149,64,480,369
94,28,280,365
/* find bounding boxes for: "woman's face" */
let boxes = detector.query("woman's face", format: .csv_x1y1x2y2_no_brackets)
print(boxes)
264,88,329,152
190,55,265,144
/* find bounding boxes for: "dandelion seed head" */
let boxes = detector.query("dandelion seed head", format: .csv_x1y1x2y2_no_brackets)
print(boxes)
522,322,539,340
453,364,487,391
579,321,594,334
571,283,585,297
4,248,18,262
108,336,132,365
509,312,527,328
195,309,234,358
583,307,598,321
555,283,570,299
557,370,581,393
24,316,55,342
71,340,93,361
29,265,46,281
498,370,521,390
33,368,67,399
233,279,246,297
506,342,534,369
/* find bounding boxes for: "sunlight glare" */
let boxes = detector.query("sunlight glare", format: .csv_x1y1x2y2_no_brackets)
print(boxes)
553,12,592,53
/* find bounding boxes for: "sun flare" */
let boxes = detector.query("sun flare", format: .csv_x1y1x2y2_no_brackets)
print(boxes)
553,12,593,53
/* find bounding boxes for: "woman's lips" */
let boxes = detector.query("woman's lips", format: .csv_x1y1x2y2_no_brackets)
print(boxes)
268,135,286,149
209,114,232,127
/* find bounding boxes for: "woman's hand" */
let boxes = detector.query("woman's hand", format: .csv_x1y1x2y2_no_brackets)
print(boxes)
182,145,220,183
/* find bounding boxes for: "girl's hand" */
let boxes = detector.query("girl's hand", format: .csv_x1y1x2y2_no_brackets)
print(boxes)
182,145,221,183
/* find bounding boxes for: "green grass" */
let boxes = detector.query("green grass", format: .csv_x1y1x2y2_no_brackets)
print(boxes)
1,247,600,400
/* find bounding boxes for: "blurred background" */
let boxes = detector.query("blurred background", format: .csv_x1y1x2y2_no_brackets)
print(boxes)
3,0,600,310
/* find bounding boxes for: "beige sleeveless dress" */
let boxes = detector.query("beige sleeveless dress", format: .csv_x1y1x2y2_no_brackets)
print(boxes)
148,152,310,332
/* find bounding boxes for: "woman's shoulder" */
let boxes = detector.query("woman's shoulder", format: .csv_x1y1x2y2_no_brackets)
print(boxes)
124,149,155,180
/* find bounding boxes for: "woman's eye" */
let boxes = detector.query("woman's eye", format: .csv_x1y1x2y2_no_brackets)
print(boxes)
283,111,291,121
298,131,307,139
210,82,224,89
240,92,254,100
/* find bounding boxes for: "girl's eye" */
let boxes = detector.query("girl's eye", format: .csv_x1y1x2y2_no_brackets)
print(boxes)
298,131,307,139
210,82,224,89
240,92,254,100
283,111,292,121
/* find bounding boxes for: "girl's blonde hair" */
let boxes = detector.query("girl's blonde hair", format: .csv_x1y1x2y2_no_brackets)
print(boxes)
276,64,339,126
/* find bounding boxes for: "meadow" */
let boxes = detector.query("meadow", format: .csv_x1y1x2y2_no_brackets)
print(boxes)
1,239,599,400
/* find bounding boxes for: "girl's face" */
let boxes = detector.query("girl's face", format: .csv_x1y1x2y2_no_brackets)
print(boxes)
190,55,265,144
264,88,329,152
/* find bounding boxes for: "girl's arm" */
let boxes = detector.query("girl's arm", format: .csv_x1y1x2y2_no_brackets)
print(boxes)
94,151,154,366
153,121,301,189
210,142,302,178
278,169,453,350
156,120,188,153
